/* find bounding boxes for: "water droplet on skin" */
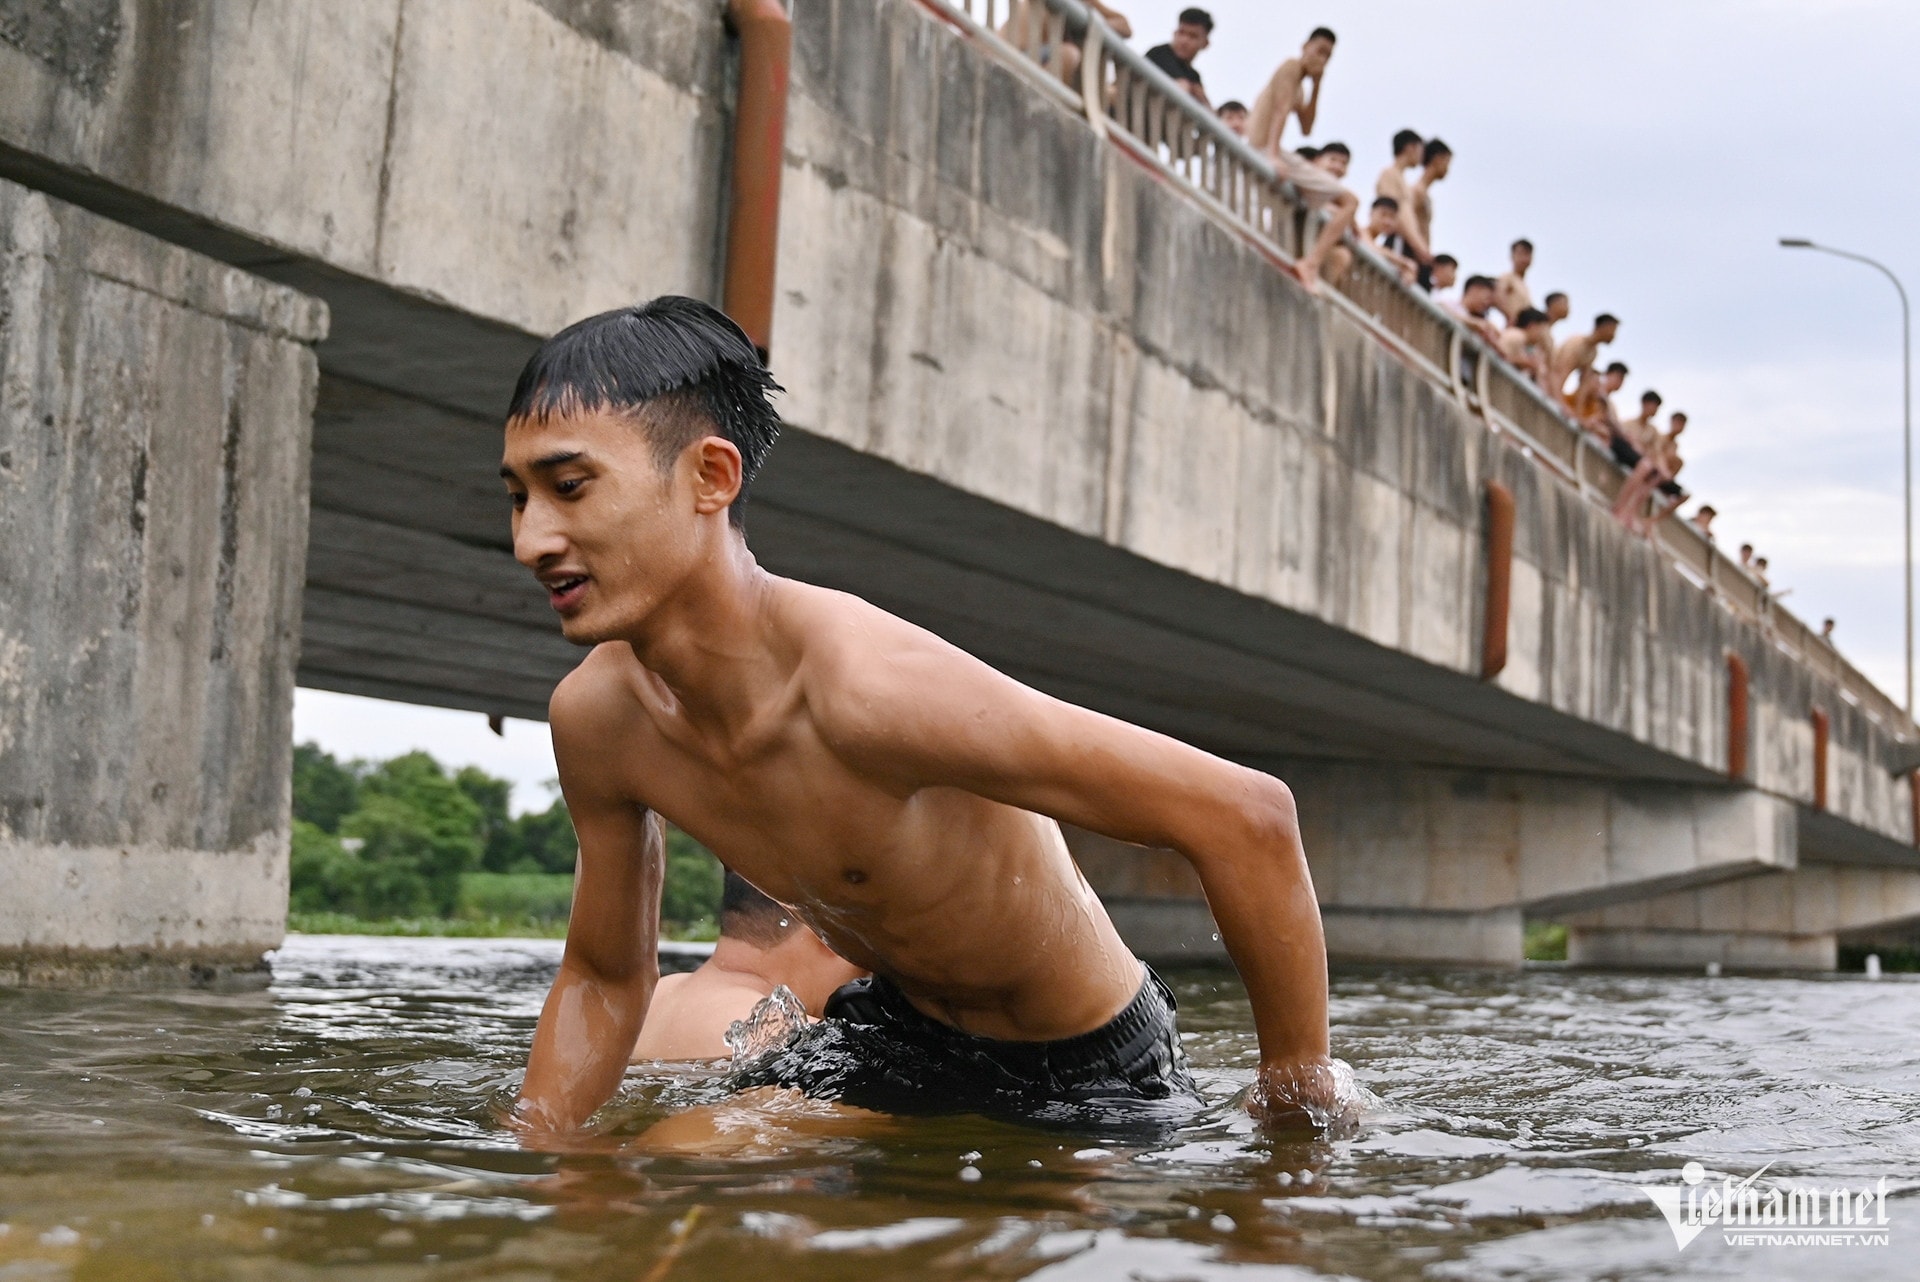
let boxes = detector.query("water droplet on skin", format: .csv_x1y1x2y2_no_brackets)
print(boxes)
1296,1170,1314,1184
1028,1159,1042,1168
1211,933,1220,942
778,919,789,928
960,1150,981,1161
1210,1214,1236,1233
959,1166,982,1183
1186,1205,1202,1218
1274,1171,1293,1186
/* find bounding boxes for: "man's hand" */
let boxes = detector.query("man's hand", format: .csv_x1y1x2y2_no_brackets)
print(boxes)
1250,1057,1361,1134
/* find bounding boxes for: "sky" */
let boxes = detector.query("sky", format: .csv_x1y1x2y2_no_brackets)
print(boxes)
294,0,1920,809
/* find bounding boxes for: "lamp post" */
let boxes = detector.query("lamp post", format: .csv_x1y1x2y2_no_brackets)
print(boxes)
1780,237,1913,720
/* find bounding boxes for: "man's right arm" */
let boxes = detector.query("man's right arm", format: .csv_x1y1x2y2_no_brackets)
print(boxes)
513,664,665,1136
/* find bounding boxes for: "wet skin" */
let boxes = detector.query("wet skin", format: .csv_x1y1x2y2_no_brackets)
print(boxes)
499,409,1333,1136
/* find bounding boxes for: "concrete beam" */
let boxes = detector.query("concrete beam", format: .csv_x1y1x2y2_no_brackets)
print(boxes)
1288,763,1796,917
1566,928,1837,973
0,180,324,985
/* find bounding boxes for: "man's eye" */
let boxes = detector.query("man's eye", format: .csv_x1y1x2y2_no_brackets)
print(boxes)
508,492,527,510
556,478,585,496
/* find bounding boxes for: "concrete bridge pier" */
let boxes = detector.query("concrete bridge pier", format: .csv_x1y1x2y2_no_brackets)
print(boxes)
1068,763,1797,968
1562,865,1920,972
0,182,325,985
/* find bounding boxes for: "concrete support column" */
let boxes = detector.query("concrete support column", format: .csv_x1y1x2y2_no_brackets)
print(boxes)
0,182,326,986
1566,928,1837,972
1560,865,1920,973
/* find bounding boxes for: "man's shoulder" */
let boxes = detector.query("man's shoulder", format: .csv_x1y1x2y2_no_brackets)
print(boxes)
549,643,647,735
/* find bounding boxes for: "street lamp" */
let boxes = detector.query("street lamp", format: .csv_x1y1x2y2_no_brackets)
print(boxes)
1780,237,1913,720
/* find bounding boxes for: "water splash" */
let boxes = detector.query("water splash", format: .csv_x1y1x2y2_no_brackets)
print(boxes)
724,984,809,1066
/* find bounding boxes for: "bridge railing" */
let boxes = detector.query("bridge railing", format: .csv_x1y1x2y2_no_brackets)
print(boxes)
923,0,1912,737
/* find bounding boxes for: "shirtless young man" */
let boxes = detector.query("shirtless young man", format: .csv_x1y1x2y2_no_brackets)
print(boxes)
502,298,1338,1135
1550,312,1619,403
1492,239,1534,326
1246,28,1357,293
1496,307,1552,386
1375,130,1430,269
1410,139,1451,254
1001,0,1131,87
630,871,866,1062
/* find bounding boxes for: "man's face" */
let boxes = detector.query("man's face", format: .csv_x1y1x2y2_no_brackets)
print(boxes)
1512,244,1534,273
1604,370,1626,393
1170,22,1209,61
1596,320,1619,343
1431,262,1458,290
1640,399,1661,420
1546,297,1570,322
1397,142,1423,168
501,409,728,645
1426,152,1451,180
1302,36,1334,74
1526,319,1550,343
1464,283,1493,316
1315,150,1350,178
1367,206,1395,237
1670,415,1688,437
1219,106,1247,136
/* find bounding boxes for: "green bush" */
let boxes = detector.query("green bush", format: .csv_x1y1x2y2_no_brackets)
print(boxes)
458,872,575,923
287,746,726,934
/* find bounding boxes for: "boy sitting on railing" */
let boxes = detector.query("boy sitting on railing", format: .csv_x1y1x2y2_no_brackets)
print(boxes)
1246,27,1358,292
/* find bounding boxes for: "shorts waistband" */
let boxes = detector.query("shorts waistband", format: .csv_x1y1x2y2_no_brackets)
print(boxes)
846,964,1178,1079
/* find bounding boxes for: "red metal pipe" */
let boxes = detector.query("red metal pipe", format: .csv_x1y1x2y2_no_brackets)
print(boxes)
1482,480,1515,680
1726,652,1750,780
723,0,791,359
1810,707,1830,811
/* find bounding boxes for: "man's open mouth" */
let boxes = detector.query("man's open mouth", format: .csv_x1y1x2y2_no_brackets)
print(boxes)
545,575,589,612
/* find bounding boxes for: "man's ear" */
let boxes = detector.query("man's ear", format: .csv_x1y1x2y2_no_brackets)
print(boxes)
688,436,744,515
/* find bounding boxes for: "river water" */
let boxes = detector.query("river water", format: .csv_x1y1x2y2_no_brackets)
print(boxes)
0,934,1914,1280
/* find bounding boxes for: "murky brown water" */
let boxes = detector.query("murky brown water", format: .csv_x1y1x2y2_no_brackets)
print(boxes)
1,934,1914,1279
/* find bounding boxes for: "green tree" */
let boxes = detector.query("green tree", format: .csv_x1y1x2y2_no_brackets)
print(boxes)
288,819,365,914
341,752,485,916
292,743,360,834
508,799,579,875
662,826,723,927
454,766,518,871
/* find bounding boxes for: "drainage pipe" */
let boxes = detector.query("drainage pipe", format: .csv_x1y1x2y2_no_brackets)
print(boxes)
723,0,791,360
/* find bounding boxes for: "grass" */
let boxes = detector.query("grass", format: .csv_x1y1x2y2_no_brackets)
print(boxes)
286,910,721,942
1524,921,1568,962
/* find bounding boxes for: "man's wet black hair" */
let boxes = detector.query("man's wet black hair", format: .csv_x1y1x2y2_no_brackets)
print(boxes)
1423,138,1452,163
1218,99,1248,115
506,296,783,529
1319,141,1351,158
1392,128,1423,155
1544,291,1568,306
1372,195,1400,212
1641,389,1664,405
1605,360,1630,376
1433,253,1458,268
1516,307,1547,327
1512,237,1534,252
1178,7,1213,31
1464,274,1496,292
1595,312,1620,327
720,869,795,949
1309,26,1337,43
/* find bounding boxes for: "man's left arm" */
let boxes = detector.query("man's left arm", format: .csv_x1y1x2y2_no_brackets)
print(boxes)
1296,72,1321,136
836,636,1334,1122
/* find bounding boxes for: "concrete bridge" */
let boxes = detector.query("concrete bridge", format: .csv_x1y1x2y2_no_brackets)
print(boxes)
3,0,1918,980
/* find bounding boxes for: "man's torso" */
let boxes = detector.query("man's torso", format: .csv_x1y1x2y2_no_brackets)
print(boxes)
573,581,1140,1044
1249,60,1305,151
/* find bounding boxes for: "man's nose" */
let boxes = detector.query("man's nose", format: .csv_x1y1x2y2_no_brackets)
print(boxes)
513,499,569,569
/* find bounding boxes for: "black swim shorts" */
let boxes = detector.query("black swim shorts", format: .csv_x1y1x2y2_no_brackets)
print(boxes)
1609,431,1642,469
729,965,1199,1119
